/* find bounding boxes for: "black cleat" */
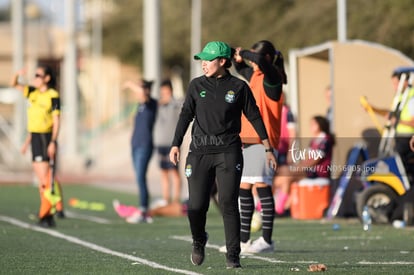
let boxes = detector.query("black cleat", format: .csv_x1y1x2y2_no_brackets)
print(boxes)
191,232,208,266
38,215,56,228
56,211,65,219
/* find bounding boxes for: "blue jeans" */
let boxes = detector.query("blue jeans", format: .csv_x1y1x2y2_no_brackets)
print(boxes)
132,146,153,210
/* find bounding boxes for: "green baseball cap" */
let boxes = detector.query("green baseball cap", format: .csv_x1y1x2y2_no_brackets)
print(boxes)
194,41,231,61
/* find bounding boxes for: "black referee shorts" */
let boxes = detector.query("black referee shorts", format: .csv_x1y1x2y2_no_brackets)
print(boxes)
31,132,52,162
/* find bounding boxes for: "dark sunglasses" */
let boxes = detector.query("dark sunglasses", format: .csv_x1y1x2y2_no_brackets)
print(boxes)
35,73,45,78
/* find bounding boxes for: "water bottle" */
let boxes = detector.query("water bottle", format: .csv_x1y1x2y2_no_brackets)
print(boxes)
362,205,372,231
392,220,406,229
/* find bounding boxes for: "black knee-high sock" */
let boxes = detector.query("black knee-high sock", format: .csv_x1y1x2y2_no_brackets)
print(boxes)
257,186,275,244
239,188,254,243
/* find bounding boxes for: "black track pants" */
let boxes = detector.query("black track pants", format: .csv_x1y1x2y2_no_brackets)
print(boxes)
185,151,243,255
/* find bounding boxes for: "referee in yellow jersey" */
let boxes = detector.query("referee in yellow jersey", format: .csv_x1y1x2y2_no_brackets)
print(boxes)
11,65,64,227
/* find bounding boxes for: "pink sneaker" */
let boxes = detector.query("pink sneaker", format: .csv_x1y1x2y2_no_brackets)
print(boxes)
113,199,140,218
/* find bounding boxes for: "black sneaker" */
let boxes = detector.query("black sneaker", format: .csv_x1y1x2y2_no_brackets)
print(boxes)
226,254,242,269
191,232,208,266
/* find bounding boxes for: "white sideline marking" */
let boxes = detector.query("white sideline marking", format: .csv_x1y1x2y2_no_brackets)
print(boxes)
327,236,382,240
64,210,112,224
0,215,202,275
170,235,414,266
359,261,414,265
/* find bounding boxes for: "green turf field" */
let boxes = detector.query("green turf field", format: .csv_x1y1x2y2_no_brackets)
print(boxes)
1,184,413,274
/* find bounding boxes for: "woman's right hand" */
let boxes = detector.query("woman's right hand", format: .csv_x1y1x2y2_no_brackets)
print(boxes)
169,146,180,166
11,68,26,88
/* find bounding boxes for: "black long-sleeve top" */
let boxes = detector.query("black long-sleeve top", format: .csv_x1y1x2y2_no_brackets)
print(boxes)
234,50,284,101
171,72,268,154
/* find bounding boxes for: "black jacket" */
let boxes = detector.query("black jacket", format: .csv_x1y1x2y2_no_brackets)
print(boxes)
172,72,268,154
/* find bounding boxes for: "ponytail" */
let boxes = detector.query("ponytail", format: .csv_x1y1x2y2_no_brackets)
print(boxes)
274,51,287,84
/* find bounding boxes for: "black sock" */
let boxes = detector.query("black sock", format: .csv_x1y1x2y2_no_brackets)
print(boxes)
257,186,275,244
239,188,254,243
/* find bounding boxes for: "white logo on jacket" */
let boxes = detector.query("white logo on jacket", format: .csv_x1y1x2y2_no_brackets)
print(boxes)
225,90,235,103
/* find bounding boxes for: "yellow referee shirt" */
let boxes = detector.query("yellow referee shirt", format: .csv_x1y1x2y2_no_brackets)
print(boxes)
24,86,60,133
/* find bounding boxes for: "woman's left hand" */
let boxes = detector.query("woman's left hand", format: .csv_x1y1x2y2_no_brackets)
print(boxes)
47,142,57,160
266,151,277,170
169,146,180,166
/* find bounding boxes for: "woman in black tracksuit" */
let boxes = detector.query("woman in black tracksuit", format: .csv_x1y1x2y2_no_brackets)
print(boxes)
169,41,276,269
